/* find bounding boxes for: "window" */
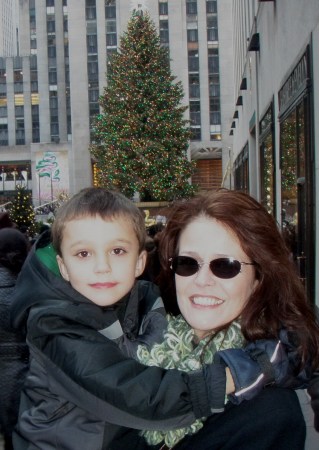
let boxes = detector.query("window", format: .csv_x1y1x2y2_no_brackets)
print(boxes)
47,19,55,33
31,79,38,93
189,75,200,98
48,36,56,59
87,34,97,53
15,106,24,117
0,68,6,82
106,33,117,46
89,89,99,102
186,1,197,15
14,69,23,83
210,111,220,125
86,0,96,20
207,16,218,41
89,103,100,116
48,46,56,58
32,105,40,143
106,20,117,47
0,123,8,145
188,50,199,71
209,96,220,125
88,61,99,81
234,144,249,192
50,122,59,137
16,118,25,145
64,18,68,32
105,0,116,19
32,104,39,120
206,1,217,14
159,1,168,15
189,101,201,125
209,97,220,112
190,127,201,141
209,74,219,97
31,38,37,50
49,69,57,85
187,29,198,42
159,20,169,44
208,48,219,73
50,95,58,110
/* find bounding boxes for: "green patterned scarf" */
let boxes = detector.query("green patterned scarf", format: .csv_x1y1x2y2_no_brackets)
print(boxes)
137,314,244,448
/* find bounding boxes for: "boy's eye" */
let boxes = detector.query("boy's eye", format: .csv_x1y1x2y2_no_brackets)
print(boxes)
111,248,126,256
76,250,90,258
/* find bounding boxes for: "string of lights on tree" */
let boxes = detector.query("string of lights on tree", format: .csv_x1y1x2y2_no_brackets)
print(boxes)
9,185,37,236
90,10,196,201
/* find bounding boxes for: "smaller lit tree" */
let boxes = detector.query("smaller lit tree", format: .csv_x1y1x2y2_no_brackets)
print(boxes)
9,186,37,236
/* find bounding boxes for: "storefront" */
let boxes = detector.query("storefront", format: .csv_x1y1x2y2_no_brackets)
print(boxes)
278,47,315,301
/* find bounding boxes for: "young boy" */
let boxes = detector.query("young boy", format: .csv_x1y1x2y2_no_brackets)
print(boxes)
11,188,294,450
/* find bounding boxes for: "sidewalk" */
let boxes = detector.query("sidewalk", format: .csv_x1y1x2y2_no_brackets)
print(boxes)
297,389,318,450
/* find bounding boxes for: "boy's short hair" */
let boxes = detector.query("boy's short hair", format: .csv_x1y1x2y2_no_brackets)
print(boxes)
52,188,146,255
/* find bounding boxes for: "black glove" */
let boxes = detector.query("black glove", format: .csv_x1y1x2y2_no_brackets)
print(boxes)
215,340,289,404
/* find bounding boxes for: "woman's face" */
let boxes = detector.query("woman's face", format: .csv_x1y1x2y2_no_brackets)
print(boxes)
175,216,258,340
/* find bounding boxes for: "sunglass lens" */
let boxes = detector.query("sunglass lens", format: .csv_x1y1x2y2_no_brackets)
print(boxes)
172,256,198,277
210,258,241,279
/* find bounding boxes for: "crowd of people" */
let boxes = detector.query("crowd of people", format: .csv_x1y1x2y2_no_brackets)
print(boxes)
0,188,318,450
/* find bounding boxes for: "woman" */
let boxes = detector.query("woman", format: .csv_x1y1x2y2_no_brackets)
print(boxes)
137,189,319,449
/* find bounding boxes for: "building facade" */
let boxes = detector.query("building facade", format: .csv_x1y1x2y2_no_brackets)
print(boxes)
0,0,19,56
0,0,234,207
230,0,319,306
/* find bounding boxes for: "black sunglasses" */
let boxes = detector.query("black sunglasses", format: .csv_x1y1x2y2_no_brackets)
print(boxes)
169,255,255,279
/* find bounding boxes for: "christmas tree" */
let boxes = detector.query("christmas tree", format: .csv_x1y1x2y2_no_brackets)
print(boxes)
9,186,37,236
91,10,196,201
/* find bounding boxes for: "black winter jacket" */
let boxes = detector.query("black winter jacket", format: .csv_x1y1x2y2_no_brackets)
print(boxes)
10,234,219,449
308,370,319,431
0,266,29,436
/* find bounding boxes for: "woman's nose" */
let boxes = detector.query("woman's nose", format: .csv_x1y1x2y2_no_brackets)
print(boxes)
194,263,215,285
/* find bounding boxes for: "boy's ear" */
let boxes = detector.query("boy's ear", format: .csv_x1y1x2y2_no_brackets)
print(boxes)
135,250,147,277
56,254,70,281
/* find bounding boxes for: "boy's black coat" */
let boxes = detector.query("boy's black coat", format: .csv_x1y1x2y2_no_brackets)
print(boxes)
10,233,210,449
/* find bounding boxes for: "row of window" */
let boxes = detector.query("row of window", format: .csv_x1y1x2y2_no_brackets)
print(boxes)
0,0,220,145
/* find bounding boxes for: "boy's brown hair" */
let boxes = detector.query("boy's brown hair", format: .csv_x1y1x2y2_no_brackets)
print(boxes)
52,188,146,255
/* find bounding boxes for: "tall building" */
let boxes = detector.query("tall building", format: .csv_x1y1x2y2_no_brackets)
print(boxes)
0,0,234,206
0,0,19,56
229,0,319,307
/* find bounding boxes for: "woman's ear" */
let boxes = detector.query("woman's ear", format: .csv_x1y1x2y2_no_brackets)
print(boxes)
56,254,70,281
135,250,147,277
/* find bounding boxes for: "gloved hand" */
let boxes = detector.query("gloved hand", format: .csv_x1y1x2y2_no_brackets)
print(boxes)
214,340,289,404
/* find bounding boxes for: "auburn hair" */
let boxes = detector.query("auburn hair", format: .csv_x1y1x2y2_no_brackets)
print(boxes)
158,189,319,369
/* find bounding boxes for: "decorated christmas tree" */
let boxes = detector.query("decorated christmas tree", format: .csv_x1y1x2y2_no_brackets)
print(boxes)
91,10,196,201
9,186,37,236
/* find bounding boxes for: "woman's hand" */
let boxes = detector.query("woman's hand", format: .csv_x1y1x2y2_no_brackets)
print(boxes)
215,340,290,404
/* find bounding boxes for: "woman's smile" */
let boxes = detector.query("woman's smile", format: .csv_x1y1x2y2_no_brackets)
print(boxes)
190,295,224,307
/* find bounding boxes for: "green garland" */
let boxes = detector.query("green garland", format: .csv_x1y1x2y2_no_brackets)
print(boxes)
137,315,244,448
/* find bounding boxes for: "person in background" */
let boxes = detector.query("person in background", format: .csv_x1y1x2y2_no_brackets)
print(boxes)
136,189,319,449
0,228,30,450
0,212,16,230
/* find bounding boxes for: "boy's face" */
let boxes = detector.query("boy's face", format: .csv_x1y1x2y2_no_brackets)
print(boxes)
56,215,146,307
